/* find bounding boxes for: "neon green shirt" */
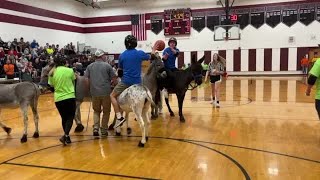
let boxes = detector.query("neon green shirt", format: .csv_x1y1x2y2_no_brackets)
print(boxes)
48,66,75,102
309,60,320,100
202,64,209,71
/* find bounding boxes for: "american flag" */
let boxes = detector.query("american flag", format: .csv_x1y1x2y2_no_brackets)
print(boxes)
131,14,146,41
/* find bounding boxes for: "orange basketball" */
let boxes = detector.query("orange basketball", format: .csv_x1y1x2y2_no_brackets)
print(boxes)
155,40,165,51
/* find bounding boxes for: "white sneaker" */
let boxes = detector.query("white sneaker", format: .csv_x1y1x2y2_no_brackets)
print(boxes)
216,102,220,108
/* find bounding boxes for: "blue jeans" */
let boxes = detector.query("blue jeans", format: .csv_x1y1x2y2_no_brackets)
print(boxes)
302,66,308,74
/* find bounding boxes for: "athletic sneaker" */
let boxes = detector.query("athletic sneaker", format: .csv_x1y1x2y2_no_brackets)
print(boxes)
93,129,99,137
100,128,108,136
114,117,126,128
65,135,71,144
59,136,67,145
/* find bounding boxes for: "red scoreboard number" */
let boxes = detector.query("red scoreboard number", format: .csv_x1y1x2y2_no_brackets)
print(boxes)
164,9,191,36
230,14,238,23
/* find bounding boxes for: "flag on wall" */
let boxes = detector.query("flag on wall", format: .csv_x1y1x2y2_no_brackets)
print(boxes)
131,14,146,41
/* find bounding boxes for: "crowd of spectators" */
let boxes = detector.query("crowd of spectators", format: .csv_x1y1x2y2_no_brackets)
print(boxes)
0,37,102,81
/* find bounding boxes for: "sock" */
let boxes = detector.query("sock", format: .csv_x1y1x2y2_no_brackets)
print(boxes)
116,112,122,119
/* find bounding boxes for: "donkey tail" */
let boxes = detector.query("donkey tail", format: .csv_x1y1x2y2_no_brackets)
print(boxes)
143,86,155,106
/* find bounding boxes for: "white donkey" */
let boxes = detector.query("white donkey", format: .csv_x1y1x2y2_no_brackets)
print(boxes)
116,84,154,147
0,82,40,143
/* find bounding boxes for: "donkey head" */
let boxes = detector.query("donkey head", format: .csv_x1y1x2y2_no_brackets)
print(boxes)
146,53,164,76
38,62,55,92
190,54,205,85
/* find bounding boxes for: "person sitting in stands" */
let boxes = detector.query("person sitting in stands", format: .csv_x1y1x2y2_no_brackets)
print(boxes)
4,59,15,79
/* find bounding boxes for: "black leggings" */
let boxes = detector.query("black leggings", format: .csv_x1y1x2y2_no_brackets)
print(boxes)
316,100,320,120
55,98,76,135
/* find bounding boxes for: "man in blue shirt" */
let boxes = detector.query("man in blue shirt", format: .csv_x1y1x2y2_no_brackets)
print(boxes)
157,37,180,91
162,37,179,71
111,35,157,128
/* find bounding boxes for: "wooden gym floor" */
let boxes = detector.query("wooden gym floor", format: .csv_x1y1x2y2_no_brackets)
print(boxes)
0,76,319,180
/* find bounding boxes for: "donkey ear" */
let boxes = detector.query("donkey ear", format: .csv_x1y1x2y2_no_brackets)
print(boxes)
191,54,197,64
198,55,205,64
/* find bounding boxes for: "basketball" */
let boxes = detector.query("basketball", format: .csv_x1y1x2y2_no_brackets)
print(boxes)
155,40,165,51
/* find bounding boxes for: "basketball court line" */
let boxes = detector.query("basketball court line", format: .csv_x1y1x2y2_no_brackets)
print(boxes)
0,136,251,180
3,162,160,180
0,135,319,180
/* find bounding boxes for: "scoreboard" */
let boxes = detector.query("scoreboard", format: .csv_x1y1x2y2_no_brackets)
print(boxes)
164,8,191,35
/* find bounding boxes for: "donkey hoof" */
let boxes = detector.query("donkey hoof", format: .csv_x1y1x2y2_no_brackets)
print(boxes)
170,112,175,117
74,124,84,133
20,135,27,143
151,115,158,120
3,127,12,135
127,128,132,135
115,132,121,136
33,132,39,138
138,141,145,147
180,117,185,123
146,137,149,142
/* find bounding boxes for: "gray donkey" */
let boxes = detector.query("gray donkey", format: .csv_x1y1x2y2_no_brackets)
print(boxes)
0,82,40,143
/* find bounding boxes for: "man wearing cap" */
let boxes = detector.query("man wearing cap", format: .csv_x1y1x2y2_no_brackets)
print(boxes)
85,49,117,136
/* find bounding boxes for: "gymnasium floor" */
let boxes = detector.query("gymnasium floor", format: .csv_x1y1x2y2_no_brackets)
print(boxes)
0,76,319,180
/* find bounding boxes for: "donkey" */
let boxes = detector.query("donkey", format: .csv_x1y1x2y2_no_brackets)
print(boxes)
0,82,40,143
115,84,154,147
108,55,164,130
158,55,205,122
143,54,165,119
39,64,87,132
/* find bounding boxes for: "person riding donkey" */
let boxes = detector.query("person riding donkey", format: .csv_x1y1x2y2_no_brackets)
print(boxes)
157,37,180,93
110,35,159,128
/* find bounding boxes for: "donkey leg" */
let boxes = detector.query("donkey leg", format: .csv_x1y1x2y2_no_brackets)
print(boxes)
0,122,12,135
20,103,29,143
136,115,146,147
142,105,151,142
165,97,174,117
177,93,186,123
151,105,157,120
30,100,40,138
0,109,11,134
74,101,84,133
125,112,132,135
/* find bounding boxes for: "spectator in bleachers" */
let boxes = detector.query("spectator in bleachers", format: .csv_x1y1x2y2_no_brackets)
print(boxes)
31,40,39,49
46,45,54,55
0,47,5,65
33,57,43,77
4,59,15,79
11,38,18,51
24,47,30,55
7,47,18,63
16,58,24,72
18,37,26,53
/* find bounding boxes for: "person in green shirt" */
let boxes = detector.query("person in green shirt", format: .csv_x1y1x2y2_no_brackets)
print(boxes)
48,56,76,145
306,59,320,119
202,63,209,76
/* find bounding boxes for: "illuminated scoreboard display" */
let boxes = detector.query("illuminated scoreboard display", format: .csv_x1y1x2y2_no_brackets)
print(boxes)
164,8,191,35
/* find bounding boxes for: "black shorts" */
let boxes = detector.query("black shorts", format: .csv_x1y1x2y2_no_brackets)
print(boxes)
210,75,221,83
